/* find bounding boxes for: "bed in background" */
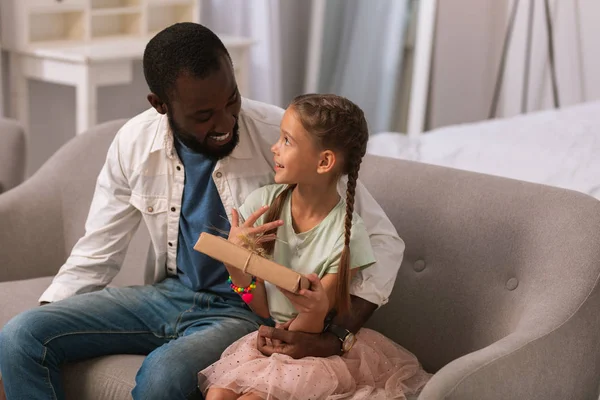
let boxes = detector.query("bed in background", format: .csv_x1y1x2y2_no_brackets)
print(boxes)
367,100,600,200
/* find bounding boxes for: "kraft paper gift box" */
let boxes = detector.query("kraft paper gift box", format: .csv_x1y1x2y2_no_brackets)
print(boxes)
194,232,310,293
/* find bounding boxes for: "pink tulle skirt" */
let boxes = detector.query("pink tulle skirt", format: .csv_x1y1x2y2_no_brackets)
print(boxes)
199,328,431,400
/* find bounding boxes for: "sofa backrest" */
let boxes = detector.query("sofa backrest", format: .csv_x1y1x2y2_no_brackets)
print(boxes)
15,119,149,285
360,154,600,373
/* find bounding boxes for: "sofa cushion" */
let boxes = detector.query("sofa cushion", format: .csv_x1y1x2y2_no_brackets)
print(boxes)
0,277,142,399
62,355,142,399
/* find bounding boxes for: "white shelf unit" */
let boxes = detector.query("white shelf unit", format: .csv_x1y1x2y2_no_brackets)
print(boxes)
0,0,199,51
29,9,87,44
90,10,142,39
147,3,196,37
1,0,255,136
91,0,141,8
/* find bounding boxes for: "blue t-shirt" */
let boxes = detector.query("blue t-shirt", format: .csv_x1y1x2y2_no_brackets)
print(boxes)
174,140,234,298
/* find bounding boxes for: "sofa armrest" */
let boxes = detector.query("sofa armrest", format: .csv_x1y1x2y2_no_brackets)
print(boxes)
419,302,600,400
0,176,66,282
0,118,26,193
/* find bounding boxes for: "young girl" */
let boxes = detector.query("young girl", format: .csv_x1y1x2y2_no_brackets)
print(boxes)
200,94,430,400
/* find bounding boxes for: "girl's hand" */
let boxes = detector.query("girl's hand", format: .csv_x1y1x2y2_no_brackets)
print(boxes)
229,207,283,249
275,318,295,330
279,274,329,316
269,317,296,348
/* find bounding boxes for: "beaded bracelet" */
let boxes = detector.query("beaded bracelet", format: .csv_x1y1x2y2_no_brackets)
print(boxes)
228,275,257,304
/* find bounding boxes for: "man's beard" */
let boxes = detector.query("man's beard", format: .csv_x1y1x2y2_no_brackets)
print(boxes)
168,114,240,160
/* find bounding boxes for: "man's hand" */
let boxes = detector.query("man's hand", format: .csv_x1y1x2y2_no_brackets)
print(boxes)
257,324,341,359
257,295,377,359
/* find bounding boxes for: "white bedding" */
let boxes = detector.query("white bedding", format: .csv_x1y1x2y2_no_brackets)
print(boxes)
367,101,600,200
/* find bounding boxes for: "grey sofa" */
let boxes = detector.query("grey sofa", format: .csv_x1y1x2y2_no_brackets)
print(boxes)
0,118,26,194
1,119,600,399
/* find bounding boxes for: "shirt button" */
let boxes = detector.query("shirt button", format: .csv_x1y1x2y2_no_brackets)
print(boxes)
168,242,173,247
176,166,181,171
147,206,153,213
215,172,222,178
170,207,176,212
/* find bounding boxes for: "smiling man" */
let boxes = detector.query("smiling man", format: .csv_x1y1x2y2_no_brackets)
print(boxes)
0,23,404,400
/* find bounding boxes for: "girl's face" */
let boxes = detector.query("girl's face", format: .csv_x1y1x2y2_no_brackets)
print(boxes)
271,108,324,185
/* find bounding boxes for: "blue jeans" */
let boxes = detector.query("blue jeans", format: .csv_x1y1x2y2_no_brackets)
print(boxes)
0,278,271,400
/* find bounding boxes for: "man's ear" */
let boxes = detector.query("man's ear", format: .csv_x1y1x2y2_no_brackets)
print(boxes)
316,150,336,175
147,93,168,114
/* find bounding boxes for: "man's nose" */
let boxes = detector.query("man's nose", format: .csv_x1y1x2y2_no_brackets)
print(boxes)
213,110,234,133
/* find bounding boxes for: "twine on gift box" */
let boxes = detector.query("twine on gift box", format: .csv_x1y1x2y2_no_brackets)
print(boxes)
242,251,253,274
237,232,269,259
206,215,287,263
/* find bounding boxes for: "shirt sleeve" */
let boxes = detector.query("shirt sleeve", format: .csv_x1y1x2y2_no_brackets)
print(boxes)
325,216,377,274
238,187,266,225
238,184,285,226
39,127,142,303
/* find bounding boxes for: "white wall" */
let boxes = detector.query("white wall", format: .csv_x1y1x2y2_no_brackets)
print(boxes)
502,0,600,117
428,0,600,129
427,0,507,130
6,0,600,175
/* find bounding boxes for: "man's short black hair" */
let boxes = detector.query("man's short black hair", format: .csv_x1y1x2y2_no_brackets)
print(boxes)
143,22,230,103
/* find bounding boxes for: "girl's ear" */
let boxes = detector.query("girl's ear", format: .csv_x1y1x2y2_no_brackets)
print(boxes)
316,150,336,174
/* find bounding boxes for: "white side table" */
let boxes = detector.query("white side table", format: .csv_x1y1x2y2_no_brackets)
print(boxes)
8,35,253,134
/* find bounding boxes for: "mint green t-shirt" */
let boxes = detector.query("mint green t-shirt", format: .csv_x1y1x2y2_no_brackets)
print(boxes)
238,184,376,323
